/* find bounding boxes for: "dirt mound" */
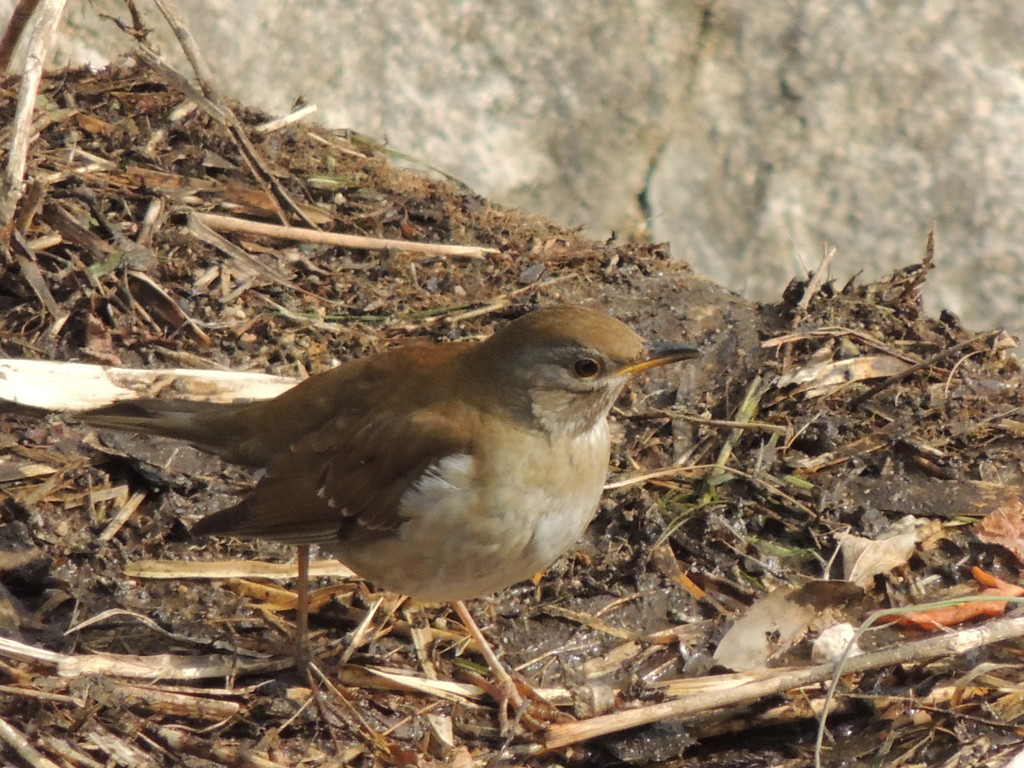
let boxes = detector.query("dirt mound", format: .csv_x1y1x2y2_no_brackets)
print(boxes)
2,62,1024,767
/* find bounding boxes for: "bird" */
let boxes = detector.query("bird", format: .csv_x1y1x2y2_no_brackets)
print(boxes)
79,304,699,723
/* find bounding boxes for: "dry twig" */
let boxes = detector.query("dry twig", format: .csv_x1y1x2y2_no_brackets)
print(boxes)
194,211,498,258
0,0,68,238
545,614,1024,748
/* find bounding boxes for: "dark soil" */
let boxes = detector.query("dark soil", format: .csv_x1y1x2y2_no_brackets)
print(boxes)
2,63,1024,768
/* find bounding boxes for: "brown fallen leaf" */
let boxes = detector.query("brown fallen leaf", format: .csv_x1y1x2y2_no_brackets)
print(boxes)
775,347,912,399
839,517,920,587
975,497,1024,566
897,567,1024,629
713,581,863,671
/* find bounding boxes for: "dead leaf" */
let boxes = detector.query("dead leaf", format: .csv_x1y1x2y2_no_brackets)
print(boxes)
840,518,920,587
127,271,212,346
897,567,1024,629
713,581,863,671
975,497,1024,566
74,112,114,134
83,311,122,366
777,351,911,399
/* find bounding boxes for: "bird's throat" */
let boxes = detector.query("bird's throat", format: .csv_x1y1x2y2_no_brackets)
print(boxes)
529,384,623,438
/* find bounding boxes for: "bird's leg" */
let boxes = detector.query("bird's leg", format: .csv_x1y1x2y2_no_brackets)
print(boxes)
453,600,522,731
452,600,571,734
294,544,311,667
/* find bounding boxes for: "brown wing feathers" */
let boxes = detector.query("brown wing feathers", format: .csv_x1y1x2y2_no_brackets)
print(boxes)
79,341,476,545
190,401,476,546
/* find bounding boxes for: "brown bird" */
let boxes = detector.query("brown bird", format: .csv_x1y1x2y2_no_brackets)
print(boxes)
81,304,698,720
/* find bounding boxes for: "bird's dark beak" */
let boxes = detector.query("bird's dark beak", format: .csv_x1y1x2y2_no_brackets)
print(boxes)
616,341,700,376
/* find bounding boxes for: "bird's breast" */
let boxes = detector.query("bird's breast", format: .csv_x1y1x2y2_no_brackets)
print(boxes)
325,421,611,601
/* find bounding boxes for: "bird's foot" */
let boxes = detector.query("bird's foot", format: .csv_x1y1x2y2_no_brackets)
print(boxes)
464,666,574,734
452,601,574,735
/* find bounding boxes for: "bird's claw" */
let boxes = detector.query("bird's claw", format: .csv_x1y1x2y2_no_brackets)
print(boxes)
464,668,575,735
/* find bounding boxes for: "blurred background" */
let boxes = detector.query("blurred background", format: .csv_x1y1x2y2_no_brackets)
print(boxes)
12,0,1024,337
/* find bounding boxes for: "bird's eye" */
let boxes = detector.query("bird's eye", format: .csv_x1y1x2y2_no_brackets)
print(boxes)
573,357,602,378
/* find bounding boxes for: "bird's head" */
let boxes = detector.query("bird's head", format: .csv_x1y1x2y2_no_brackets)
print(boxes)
468,305,700,437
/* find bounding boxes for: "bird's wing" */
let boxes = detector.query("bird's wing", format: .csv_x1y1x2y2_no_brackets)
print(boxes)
190,401,477,546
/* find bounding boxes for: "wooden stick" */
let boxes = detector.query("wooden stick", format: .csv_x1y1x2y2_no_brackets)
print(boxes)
544,614,1024,748
0,715,62,768
194,212,498,257
0,0,68,237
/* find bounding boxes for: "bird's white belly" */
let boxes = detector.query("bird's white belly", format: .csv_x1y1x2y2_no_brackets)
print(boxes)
327,424,610,601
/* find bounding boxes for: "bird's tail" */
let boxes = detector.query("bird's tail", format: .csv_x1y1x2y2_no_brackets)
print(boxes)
78,399,251,461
